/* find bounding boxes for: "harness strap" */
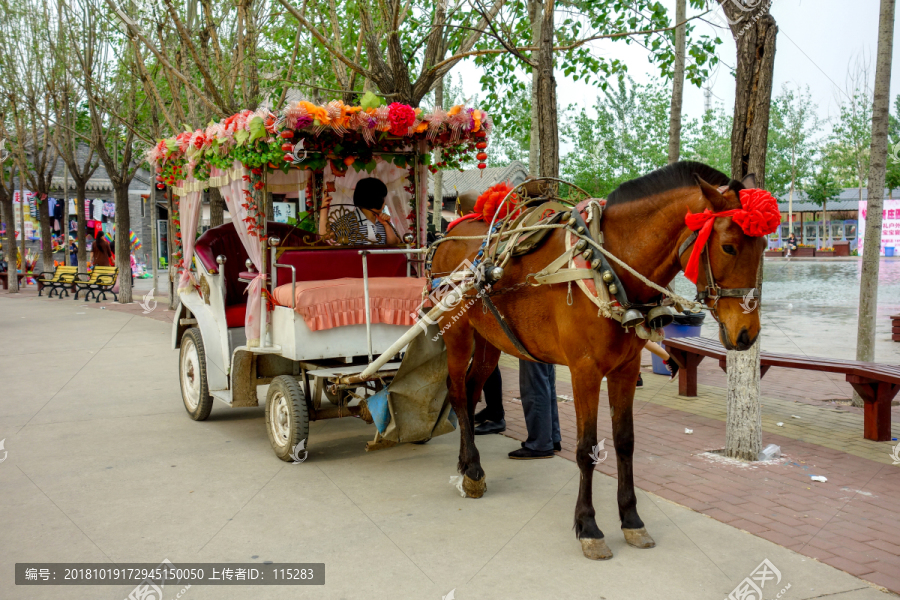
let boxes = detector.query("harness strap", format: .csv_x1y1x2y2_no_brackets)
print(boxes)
532,268,596,285
476,281,538,361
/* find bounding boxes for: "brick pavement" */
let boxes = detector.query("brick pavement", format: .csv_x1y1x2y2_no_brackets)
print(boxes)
491,358,900,595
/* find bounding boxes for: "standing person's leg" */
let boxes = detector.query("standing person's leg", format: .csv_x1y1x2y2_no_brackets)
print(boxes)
510,360,556,458
548,364,561,450
474,365,506,434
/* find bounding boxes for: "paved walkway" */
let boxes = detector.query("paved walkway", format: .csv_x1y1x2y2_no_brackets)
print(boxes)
495,354,900,594
1,293,896,599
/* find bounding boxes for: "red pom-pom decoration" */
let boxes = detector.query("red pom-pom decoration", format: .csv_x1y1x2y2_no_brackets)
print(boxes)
387,102,416,136
472,182,518,221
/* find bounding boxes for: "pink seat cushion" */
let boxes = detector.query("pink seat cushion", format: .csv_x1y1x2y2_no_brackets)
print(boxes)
225,303,247,328
273,277,428,331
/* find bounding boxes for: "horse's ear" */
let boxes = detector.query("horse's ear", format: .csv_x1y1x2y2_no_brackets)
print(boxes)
742,173,757,189
693,174,728,211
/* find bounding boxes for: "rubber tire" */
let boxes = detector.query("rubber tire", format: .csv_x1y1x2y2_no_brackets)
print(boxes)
180,328,214,421
266,375,310,462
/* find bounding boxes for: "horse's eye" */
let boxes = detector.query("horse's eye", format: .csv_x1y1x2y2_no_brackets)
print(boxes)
722,245,737,255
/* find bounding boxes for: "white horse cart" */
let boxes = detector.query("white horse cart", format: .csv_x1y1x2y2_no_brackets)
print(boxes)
157,102,491,461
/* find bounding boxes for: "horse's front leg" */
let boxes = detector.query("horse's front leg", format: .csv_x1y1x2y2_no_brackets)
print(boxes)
443,319,488,498
607,360,656,549
570,360,613,560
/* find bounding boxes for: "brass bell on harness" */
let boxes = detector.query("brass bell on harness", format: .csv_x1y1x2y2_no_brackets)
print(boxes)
590,258,602,270
647,305,677,329
567,217,577,227
607,283,619,295
582,248,593,261
621,308,645,328
575,239,587,252
601,270,614,283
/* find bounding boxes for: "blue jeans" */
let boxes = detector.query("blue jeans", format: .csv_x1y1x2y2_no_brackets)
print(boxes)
519,360,560,452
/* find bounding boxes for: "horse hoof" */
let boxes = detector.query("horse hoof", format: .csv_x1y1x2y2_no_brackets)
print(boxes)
462,475,486,498
580,538,613,560
622,527,656,549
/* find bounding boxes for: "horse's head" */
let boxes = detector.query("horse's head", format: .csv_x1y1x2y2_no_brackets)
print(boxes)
680,173,777,351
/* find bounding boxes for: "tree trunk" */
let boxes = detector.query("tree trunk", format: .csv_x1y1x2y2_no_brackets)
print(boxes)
38,194,52,272
114,182,133,304
0,189,17,292
824,200,830,247
209,187,224,228
528,0,542,176
536,0,558,179
720,3,777,461
855,0,895,406
667,0,686,164
74,182,88,273
433,75,444,231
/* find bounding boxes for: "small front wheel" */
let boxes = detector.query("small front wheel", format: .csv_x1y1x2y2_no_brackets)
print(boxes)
180,328,213,421
266,375,310,462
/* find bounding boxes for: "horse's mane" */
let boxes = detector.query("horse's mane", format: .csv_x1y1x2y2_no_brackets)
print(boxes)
606,161,740,206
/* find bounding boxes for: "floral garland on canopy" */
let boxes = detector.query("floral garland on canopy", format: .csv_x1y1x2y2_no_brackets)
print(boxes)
146,95,492,187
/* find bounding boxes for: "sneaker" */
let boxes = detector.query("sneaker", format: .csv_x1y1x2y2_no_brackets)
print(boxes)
474,419,506,435
508,447,554,459
636,374,643,389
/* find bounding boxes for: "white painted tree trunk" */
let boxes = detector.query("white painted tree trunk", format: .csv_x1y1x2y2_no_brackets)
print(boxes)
718,1,777,460
854,0,895,406
726,343,762,460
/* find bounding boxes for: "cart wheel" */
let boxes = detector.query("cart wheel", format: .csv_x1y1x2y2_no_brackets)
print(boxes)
266,375,310,462
180,328,213,421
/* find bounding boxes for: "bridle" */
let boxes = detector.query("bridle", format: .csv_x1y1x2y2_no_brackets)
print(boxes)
677,229,758,323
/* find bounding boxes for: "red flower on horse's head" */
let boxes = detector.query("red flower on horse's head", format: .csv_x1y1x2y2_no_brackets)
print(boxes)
733,188,780,237
683,187,780,284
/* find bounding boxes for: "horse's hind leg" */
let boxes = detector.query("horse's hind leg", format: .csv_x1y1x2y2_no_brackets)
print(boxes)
443,320,490,498
570,361,613,560
607,362,655,549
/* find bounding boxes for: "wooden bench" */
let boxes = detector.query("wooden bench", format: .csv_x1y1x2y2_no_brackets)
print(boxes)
663,336,900,442
38,266,79,298
74,266,119,302
0,271,36,290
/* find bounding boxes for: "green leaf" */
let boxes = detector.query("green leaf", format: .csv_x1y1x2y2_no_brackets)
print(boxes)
248,116,265,142
363,160,377,173
234,129,249,146
360,91,383,110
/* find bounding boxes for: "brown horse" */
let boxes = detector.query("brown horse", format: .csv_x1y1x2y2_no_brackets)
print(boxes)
432,161,764,560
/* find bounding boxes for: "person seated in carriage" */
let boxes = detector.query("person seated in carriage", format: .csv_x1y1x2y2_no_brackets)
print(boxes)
329,177,401,245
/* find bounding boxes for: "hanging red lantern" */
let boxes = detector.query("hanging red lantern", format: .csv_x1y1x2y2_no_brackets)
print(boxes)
281,143,293,152
475,141,487,150
155,175,164,182
475,130,487,139
280,130,294,139
477,163,487,170
476,152,488,161
156,183,165,190
283,154,294,163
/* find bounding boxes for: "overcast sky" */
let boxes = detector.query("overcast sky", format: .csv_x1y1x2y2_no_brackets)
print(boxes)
456,1,900,137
